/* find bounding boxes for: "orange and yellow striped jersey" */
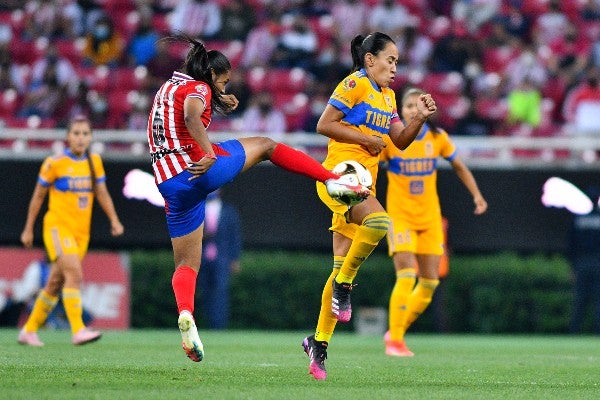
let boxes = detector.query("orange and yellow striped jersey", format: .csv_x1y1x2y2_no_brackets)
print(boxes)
323,69,399,191
380,124,456,230
38,150,106,237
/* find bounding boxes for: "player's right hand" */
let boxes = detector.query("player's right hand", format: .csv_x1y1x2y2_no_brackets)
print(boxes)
186,156,217,180
21,229,33,248
363,135,386,155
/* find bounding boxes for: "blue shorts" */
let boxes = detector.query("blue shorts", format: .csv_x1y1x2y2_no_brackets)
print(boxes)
157,140,246,238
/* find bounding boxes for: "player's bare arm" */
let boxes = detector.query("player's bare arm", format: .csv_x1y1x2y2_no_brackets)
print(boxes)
389,94,437,150
317,104,386,155
184,96,216,178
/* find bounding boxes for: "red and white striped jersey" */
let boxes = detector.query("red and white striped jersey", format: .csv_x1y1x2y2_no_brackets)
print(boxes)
147,71,213,184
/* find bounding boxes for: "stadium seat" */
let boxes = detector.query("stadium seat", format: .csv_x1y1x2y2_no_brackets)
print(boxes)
55,38,85,65
0,9,25,36
151,13,169,35
475,97,509,122
272,91,311,132
110,66,148,91
482,46,521,74
267,68,311,93
8,37,47,65
421,72,465,96
246,67,268,93
111,10,140,39
307,15,334,49
205,40,244,68
0,89,20,118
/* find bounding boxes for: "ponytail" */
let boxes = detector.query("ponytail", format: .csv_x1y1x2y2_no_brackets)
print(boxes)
176,35,234,115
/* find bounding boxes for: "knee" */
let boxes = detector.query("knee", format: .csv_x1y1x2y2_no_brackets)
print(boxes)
261,137,278,157
362,212,390,241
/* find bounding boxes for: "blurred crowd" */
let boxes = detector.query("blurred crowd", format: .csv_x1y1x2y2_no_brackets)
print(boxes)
1,0,600,139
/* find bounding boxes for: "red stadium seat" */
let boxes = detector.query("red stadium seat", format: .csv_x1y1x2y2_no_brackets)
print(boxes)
0,9,25,36
152,13,169,35
110,66,148,91
107,89,139,128
55,38,85,65
267,68,311,93
482,46,521,74
421,72,465,96
246,67,268,93
0,89,20,118
8,37,47,64
475,97,509,122
272,91,311,132
205,40,244,68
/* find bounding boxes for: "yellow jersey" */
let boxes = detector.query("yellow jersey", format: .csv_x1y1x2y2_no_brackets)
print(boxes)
38,150,106,237
380,124,456,230
323,69,399,191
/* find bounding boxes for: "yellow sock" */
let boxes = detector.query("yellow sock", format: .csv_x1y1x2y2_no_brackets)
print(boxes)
401,277,440,334
335,212,390,284
388,268,416,342
315,257,344,343
23,290,59,332
62,288,85,334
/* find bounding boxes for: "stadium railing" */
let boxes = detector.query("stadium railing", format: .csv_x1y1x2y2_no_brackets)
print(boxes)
1,127,599,170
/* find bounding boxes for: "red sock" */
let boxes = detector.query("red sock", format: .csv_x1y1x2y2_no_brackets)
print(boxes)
171,266,197,314
270,143,337,182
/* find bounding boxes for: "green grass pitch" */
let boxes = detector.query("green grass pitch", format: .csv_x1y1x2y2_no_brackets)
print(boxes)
1,329,598,400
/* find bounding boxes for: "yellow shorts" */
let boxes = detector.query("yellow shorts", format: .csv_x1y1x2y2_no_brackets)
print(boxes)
43,224,89,262
386,215,444,256
316,181,360,240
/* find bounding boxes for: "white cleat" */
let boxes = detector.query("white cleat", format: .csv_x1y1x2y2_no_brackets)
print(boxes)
178,311,204,362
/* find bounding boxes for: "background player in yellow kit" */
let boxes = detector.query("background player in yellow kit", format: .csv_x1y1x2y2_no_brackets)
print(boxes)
18,115,124,346
381,87,487,356
302,33,437,380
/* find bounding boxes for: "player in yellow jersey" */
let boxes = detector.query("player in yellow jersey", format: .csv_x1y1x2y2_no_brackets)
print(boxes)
302,33,437,380
381,87,487,356
18,116,124,347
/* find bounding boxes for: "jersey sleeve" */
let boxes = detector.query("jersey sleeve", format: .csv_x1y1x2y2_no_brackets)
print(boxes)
439,130,457,161
184,81,211,106
389,90,400,124
37,156,56,187
91,153,107,184
328,74,367,115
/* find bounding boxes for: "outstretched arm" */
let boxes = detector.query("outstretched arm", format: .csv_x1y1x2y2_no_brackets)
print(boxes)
451,157,488,215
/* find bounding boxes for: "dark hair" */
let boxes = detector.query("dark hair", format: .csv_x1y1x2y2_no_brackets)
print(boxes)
178,35,233,115
401,87,440,133
350,32,395,72
68,115,97,192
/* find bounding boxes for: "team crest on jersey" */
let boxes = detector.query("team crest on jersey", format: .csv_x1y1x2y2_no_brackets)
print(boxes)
195,85,208,95
425,141,434,157
343,78,356,90
384,96,392,108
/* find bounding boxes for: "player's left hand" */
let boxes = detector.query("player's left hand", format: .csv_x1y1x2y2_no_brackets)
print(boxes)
221,94,239,111
111,220,124,236
417,94,437,118
473,195,488,215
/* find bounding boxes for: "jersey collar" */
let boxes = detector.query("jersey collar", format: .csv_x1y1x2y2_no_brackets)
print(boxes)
173,71,193,80
359,68,382,93
65,148,87,160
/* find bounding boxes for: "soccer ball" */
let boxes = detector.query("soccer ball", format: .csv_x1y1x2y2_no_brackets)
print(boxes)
331,160,373,206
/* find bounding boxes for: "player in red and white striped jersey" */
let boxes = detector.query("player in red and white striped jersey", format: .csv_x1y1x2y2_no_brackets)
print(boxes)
147,36,370,363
